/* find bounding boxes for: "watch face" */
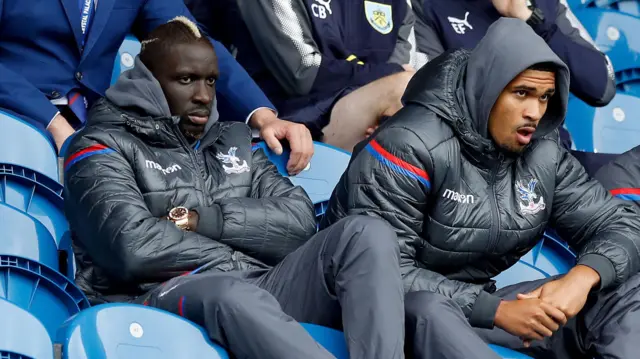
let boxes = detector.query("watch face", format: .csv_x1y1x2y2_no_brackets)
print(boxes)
169,207,188,220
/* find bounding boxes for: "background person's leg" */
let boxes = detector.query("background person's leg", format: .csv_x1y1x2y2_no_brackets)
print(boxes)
579,272,640,358
250,215,405,359
139,273,334,359
405,291,502,359
322,71,413,152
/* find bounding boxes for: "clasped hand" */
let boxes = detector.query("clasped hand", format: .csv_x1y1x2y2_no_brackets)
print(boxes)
494,265,600,346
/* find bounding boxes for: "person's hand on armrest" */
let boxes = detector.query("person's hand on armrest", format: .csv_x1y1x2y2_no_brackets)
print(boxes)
249,108,314,175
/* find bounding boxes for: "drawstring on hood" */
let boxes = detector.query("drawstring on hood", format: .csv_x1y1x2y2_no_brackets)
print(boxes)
464,17,570,140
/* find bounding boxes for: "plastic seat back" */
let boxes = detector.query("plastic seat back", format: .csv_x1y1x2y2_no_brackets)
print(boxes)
111,35,142,86
573,8,640,85
56,304,230,359
0,298,54,359
0,256,90,338
0,160,73,278
493,231,576,289
0,111,58,181
566,93,640,154
0,202,58,269
252,141,351,220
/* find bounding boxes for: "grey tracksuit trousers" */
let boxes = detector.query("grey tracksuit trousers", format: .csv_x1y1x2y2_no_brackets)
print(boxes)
138,216,405,359
405,274,640,359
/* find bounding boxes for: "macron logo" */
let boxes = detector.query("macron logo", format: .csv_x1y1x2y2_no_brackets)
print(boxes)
443,189,475,204
145,160,182,175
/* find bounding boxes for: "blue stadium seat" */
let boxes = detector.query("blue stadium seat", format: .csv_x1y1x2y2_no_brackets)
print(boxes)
572,8,640,89
56,304,230,359
0,298,54,359
0,110,74,277
300,321,536,358
0,110,59,181
565,93,640,153
111,35,141,86
0,256,89,338
0,202,58,270
252,141,351,219
0,159,74,278
493,231,576,288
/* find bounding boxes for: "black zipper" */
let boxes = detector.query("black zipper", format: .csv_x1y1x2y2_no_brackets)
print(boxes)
487,153,504,252
172,122,208,206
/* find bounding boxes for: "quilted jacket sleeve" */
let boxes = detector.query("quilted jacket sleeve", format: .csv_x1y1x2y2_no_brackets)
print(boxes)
330,125,501,328
64,134,236,284
594,145,640,210
551,146,640,290
195,148,317,266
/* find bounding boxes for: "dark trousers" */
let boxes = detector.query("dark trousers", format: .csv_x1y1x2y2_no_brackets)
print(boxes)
405,274,640,359
138,216,405,359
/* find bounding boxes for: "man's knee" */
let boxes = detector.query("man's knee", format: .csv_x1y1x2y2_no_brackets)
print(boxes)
405,291,464,323
335,215,399,257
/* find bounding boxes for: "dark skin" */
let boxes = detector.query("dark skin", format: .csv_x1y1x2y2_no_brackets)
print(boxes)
488,69,601,345
152,41,311,176
152,40,219,144
152,40,219,230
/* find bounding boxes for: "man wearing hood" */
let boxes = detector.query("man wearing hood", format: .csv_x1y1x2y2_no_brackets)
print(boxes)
63,18,406,359
322,18,640,358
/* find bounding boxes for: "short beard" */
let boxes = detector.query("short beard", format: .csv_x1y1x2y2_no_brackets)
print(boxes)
497,141,526,155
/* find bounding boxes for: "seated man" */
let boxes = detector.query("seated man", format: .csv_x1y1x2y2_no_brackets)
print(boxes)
0,0,311,174
322,18,640,359
595,145,640,209
190,0,422,151
64,18,405,359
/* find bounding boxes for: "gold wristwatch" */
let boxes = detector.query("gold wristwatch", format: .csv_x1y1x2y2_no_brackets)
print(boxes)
168,206,190,231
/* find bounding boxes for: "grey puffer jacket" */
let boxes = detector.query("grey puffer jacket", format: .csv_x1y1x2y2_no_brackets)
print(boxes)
322,18,640,329
64,59,316,303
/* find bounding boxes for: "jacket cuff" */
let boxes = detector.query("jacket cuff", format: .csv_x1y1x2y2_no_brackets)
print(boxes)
578,254,616,290
468,291,501,329
193,205,223,239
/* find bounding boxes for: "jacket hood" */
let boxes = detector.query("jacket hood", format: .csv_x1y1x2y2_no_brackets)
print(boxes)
92,57,220,147
106,56,172,118
403,18,570,154
104,56,219,125
464,17,569,139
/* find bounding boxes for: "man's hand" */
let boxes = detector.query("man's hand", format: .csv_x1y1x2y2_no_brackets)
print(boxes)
491,0,533,21
517,265,600,319
48,113,75,153
494,298,567,345
249,108,313,175
187,210,199,232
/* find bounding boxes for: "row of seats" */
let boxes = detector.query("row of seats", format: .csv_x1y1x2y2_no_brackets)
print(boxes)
564,1,640,153
0,107,568,358
2,1,638,356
